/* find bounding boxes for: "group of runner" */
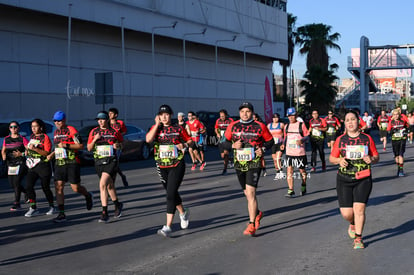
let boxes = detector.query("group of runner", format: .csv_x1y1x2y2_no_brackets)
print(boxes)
2,108,130,223
2,103,412,250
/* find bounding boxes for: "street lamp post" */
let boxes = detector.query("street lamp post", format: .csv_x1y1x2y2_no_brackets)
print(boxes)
215,35,237,98
151,22,177,114
243,42,263,100
183,28,207,102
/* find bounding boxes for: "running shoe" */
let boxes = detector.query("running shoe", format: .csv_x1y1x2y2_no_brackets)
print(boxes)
300,185,307,196
53,212,67,223
200,162,206,171
284,189,295,198
191,163,197,171
348,224,356,239
221,169,227,175
398,170,405,177
262,169,267,177
157,225,172,237
353,237,365,249
24,207,40,217
85,192,94,210
255,211,263,230
10,204,22,211
46,206,56,215
180,208,190,229
322,163,326,172
24,193,30,204
121,174,129,187
310,167,316,173
114,202,124,218
98,212,109,223
383,147,386,151
243,223,256,236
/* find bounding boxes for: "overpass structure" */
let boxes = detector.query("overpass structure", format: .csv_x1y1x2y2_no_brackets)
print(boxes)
337,36,414,112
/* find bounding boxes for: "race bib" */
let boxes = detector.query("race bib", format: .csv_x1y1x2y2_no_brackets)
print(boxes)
381,123,387,130
159,145,178,159
236,148,255,161
97,145,114,157
55,148,67,159
345,145,368,160
190,131,198,137
26,158,41,169
288,139,299,149
273,137,280,144
312,128,322,137
28,139,41,147
327,127,335,134
8,165,20,175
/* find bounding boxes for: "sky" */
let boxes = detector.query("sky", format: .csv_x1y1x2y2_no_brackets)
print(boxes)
273,0,414,80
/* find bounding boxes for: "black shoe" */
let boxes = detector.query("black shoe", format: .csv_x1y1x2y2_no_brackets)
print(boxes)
114,202,124,218
86,192,94,210
221,169,227,175
53,212,67,223
98,212,109,223
121,174,129,187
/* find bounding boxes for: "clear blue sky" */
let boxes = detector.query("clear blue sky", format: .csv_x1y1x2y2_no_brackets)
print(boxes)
273,0,414,80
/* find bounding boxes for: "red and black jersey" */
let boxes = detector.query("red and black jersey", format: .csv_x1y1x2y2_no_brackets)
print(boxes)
215,118,234,132
3,135,28,166
224,120,273,170
27,133,52,160
387,119,408,140
324,116,340,135
309,118,327,139
151,124,191,168
53,125,82,165
88,127,122,160
377,115,390,131
110,120,127,135
331,132,378,180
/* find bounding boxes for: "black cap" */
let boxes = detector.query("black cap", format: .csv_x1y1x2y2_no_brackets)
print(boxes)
96,111,109,120
158,104,173,115
239,102,254,112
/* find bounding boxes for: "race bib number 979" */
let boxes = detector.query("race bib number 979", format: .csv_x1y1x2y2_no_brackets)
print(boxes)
345,145,368,159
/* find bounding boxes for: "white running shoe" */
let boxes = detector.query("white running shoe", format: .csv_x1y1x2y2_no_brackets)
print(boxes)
157,225,172,237
46,207,56,215
180,208,190,229
25,207,40,217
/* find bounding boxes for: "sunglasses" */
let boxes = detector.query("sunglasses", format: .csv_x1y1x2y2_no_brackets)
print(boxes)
9,125,18,129
54,120,62,122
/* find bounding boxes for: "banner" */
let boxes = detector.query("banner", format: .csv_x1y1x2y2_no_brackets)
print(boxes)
264,76,273,124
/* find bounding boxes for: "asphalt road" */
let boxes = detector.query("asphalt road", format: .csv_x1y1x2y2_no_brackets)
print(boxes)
1,133,414,274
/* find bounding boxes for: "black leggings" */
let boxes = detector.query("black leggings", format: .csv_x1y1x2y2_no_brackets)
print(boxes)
310,138,325,167
157,160,186,214
7,164,27,203
26,162,54,205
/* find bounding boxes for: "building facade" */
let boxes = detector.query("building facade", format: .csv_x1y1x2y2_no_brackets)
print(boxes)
0,0,288,128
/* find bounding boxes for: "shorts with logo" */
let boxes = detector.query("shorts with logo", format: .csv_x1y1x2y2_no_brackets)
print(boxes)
54,163,81,184
285,155,307,170
235,168,261,189
94,157,118,180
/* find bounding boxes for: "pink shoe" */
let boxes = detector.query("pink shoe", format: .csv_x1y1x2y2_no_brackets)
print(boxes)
200,162,206,171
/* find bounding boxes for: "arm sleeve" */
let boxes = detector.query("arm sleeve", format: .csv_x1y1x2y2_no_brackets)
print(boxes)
43,135,52,152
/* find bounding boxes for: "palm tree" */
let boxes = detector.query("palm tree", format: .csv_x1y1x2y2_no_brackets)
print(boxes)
279,13,297,110
299,64,339,113
295,23,341,71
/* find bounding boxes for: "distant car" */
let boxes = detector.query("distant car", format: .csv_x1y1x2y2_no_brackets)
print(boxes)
78,124,152,165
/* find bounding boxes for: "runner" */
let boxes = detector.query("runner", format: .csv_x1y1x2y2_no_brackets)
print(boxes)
146,105,193,237
407,111,414,144
87,111,124,223
325,110,341,152
362,111,374,135
25,119,55,217
308,109,327,172
387,109,409,177
267,113,285,178
177,112,187,128
47,111,94,223
377,110,391,151
215,109,234,175
224,102,274,236
329,109,379,249
186,111,206,171
1,121,28,211
280,107,310,197
108,107,129,187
